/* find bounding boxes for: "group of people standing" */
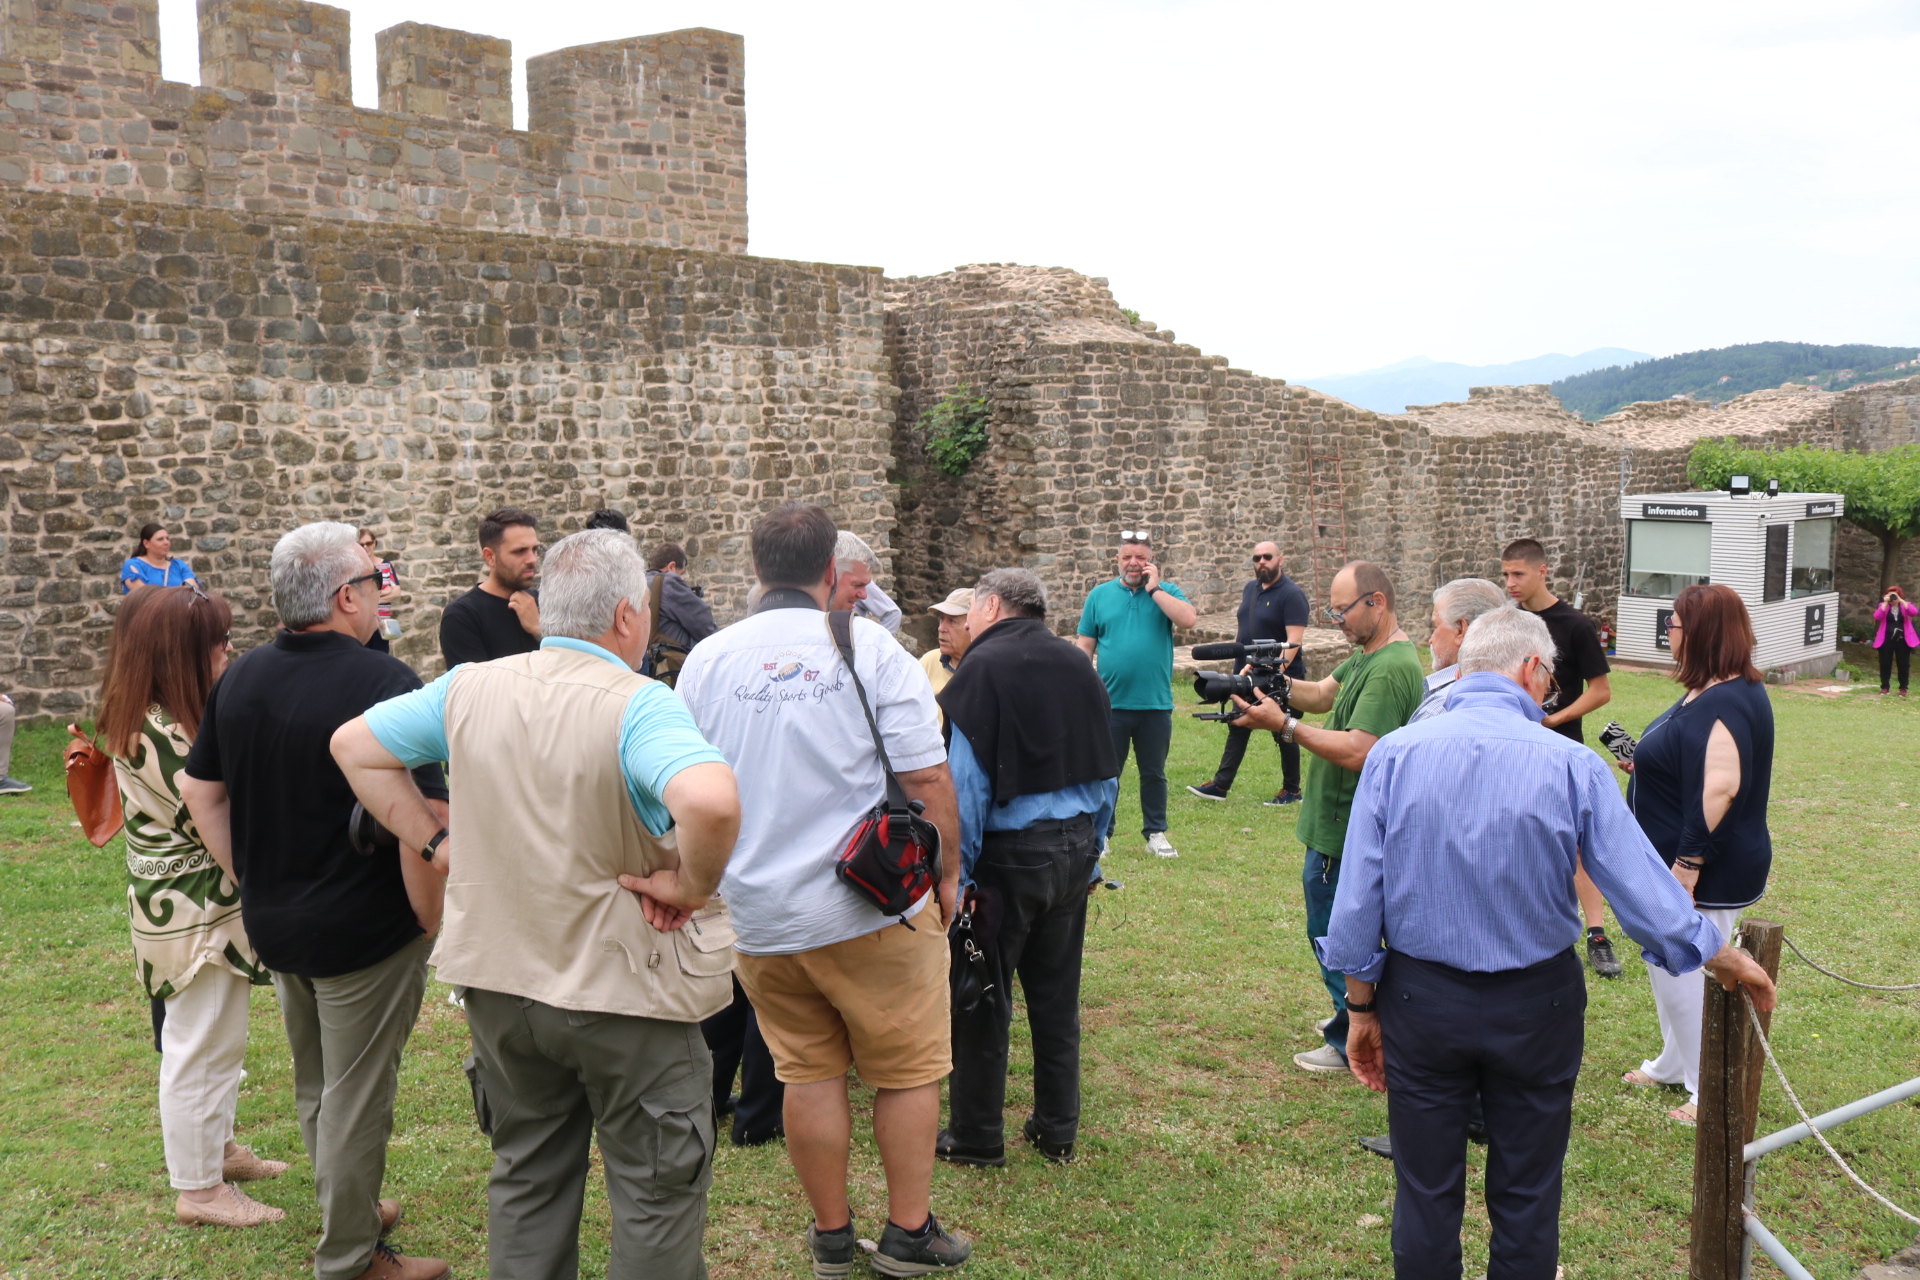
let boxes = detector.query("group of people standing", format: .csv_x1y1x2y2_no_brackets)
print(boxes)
76,501,1792,1280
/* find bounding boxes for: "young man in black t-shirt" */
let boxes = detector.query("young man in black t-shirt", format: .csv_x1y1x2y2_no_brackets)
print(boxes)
182,523,451,1280
1502,537,1622,979
1187,541,1310,804
438,507,542,669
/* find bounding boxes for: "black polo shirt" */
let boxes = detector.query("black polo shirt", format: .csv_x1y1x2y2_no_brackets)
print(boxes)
1237,573,1310,677
185,629,448,977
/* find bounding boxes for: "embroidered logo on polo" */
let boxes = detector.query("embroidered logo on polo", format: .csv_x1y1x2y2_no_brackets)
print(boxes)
736,648,845,712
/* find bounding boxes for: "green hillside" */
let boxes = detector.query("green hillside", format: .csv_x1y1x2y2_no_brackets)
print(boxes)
1550,342,1919,420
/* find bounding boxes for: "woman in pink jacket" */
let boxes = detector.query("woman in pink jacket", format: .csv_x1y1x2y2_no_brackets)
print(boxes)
1874,586,1918,697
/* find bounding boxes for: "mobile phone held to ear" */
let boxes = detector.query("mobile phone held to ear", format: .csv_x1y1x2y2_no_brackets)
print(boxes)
1598,721,1637,764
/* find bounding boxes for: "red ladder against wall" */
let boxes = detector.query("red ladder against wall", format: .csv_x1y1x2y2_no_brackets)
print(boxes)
1306,447,1350,614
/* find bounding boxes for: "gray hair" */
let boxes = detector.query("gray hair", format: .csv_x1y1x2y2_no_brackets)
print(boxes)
973,567,1047,619
271,521,366,630
1433,578,1508,630
538,529,649,641
1458,605,1557,679
834,530,878,572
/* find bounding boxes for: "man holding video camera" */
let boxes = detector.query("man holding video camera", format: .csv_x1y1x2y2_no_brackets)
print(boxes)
1231,561,1422,1075
1187,541,1308,806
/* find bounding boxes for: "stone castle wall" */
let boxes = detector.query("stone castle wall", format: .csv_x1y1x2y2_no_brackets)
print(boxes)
0,188,891,718
0,0,745,252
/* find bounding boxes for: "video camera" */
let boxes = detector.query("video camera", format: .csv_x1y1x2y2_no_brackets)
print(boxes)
1189,638,1298,722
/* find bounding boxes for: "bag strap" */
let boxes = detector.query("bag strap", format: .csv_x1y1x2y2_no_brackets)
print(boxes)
827,610,911,812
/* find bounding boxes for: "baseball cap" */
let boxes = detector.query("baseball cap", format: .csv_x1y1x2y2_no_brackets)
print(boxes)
928,588,974,617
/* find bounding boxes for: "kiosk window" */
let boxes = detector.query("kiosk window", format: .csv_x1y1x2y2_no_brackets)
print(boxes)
1792,518,1835,597
1626,520,1711,598
1764,525,1788,602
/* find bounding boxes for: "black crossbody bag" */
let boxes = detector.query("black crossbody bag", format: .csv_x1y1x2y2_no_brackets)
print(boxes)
826,610,943,925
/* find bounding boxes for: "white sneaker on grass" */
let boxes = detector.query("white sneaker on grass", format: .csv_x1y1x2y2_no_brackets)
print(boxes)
1145,832,1178,858
1292,1044,1349,1074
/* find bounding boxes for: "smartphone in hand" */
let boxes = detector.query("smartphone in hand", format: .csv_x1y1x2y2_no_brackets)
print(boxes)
1598,720,1637,764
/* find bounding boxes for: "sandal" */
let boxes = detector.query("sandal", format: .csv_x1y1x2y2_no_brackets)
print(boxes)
1669,1103,1697,1125
1621,1069,1662,1087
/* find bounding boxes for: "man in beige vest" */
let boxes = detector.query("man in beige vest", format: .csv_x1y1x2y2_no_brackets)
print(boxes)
332,529,742,1280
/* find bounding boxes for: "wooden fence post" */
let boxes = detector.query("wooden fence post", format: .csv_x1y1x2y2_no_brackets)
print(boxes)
1690,918,1784,1280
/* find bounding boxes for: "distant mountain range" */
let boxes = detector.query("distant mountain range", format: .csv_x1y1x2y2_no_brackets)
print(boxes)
1302,350,1652,415
1549,342,1920,420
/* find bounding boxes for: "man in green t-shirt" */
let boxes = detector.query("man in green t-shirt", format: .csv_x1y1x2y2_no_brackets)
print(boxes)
1233,561,1422,1073
1075,533,1197,858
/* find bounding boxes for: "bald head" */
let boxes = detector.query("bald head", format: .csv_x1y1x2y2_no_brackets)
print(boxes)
1331,561,1397,648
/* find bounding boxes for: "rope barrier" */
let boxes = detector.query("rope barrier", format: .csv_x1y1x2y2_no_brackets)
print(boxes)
1781,934,1920,992
1743,989,1920,1227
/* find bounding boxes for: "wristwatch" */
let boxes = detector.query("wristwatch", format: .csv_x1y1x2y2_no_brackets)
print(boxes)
1280,715,1299,744
1346,999,1379,1014
422,828,449,862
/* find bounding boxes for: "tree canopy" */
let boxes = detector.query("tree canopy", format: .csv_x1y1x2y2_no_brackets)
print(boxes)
1554,343,1918,420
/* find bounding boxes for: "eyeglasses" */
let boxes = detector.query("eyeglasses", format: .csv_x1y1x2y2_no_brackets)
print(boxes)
337,571,382,596
1665,617,1684,631
1120,530,1151,543
1324,593,1378,623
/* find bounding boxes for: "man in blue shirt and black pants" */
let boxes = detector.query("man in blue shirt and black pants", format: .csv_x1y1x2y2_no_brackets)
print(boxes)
1315,606,1775,1278
937,569,1119,1169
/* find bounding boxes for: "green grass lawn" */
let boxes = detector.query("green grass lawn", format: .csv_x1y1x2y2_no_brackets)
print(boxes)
2,668,1917,1278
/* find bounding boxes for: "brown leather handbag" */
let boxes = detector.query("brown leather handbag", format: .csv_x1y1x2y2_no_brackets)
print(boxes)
64,723,125,847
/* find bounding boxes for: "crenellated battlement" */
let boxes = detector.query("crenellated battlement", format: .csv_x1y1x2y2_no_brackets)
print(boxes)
0,0,747,251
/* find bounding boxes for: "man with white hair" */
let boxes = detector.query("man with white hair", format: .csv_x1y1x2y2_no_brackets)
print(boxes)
1311,605,1777,1279
1409,578,1511,724
329,529,743,1280
829,529,904,635
182,522,450,1280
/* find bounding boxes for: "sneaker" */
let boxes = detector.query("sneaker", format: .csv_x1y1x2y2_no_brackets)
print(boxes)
347,1241,451,1280
1145,832,1179,858
1314,1016,1334,1034
868,1213,972,1275
0,776,30,795
935,1128,1006,1168
807,1221,857,1280
1021,1117,1074,1164
1292,1044,1349,1074
221,1144,289,1182
1185,782,1230,801
174,1182,286,1227
1585,930,1624,979
1357,1134,1393,1159
1264,790,1302,806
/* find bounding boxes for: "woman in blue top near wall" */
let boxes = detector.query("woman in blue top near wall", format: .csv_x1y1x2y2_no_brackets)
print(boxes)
120,523,198,594
1617,583,1774,1124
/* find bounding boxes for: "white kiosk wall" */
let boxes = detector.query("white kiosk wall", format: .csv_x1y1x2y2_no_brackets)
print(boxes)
1615,491,1844,675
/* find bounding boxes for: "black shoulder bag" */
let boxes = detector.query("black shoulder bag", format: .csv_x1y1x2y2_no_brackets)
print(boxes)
826,610,943,926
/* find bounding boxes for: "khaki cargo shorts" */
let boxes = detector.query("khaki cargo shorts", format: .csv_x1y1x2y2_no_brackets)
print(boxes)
734,912,952,1089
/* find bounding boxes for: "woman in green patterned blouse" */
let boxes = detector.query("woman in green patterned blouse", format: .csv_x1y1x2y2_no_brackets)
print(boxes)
99,584,285,1228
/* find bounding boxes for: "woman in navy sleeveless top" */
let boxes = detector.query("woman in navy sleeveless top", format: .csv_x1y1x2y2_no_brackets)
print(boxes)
1618,584,1773,1124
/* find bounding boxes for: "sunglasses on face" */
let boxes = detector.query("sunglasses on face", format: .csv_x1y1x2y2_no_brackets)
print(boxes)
1252,553,1277,563
337,570,383,596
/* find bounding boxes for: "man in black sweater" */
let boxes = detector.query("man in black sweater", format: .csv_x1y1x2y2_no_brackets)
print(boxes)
438,508,541,668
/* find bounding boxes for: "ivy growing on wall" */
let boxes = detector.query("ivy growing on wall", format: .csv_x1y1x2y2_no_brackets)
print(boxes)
917,386,991,477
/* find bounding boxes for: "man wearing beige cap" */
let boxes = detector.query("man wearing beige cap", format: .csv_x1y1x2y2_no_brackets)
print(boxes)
921,589,975,709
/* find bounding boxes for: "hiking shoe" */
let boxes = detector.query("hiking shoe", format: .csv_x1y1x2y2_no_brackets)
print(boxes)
1264,790,1302,806
174,1182,285,1227
808,1221,857,1279
1293,1044,1349,1074
221,1144,289,1182
1186,782,1230,801
868,1214,972,1275
1146,832,1179,858
1585,930,1624,979
1021,1118,1074,1164
1358,1134,1393,1159
347,1241,450,1280
0,776,31,795
935,1129,1006,1168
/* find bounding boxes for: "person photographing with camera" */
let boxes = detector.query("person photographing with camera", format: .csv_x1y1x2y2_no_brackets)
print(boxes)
1230,561,1422,1074
1186,541,1308,806
1874,585,1917,697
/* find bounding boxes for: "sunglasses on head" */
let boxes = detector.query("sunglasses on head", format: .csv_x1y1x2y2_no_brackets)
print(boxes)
1120,530,1150,543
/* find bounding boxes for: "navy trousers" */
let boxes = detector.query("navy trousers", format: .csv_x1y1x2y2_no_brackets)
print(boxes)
699,977,784,1145
1378,949,1585,1280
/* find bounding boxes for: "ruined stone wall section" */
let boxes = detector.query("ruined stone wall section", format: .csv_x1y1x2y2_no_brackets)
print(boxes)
0,190,889,718
0,0,746,252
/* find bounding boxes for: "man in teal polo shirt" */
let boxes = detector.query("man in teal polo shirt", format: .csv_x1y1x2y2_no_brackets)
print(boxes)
1075,533,1197,858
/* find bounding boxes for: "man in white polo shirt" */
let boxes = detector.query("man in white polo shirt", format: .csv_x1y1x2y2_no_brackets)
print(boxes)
674,501,970,1278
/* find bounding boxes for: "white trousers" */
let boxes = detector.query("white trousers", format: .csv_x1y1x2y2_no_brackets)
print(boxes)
1639,906,1741,1106
158,965,254,1190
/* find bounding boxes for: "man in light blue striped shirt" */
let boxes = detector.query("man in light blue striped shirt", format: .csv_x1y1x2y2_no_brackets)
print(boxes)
1315,606,1775,1279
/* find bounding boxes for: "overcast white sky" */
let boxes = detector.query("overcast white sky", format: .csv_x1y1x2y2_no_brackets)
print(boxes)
154,0,1920,380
